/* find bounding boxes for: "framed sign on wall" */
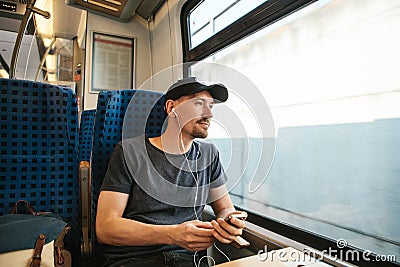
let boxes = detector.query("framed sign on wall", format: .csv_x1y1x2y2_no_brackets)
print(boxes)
90,32,135,92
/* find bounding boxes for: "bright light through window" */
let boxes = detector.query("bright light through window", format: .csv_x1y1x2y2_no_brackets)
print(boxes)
189,0,400,261
188,0,268,48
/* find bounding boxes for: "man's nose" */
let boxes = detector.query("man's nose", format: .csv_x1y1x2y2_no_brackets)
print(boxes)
203,106,213,119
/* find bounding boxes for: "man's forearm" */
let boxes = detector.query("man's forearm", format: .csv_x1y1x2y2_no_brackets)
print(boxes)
211,192,236,219
96,216,175,246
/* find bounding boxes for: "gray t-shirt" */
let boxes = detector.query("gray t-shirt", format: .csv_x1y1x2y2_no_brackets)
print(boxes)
97,135,228,266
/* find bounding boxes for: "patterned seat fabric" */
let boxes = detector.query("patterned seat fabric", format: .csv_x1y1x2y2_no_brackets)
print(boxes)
0,78,80,261
78,109,96,162
91,89,166,260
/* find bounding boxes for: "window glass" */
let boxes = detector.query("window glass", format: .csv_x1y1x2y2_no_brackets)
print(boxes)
191,0,400,261
188,0,268,48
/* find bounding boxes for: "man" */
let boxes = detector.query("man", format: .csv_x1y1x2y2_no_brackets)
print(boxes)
96,77,246,266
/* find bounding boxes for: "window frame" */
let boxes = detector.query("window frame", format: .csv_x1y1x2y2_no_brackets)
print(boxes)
181,1,400,266
240,206,399,267
181,0,316,62
207,207,397,267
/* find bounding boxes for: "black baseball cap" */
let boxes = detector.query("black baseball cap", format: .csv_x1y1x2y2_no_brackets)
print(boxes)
165,77,228,103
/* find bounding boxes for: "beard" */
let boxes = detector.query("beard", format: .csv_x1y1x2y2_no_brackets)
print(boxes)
191,126,208,138
190,119,210,139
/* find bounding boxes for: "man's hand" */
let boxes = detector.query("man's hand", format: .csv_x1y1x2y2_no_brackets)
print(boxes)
210,212,246,244
169,220,215,251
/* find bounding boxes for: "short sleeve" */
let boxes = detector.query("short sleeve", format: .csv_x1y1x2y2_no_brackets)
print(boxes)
100,142,133,194
210,148,228,188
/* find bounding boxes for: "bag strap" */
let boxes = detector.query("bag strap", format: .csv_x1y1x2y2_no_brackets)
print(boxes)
30,234,46,267
54,226,70,248
54,226,71,265
10,200,36,215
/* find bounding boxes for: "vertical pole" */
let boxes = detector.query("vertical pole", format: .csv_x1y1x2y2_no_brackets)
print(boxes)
9,0,37,79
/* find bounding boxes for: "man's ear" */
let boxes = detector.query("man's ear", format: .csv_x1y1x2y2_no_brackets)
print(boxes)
165,99,175,116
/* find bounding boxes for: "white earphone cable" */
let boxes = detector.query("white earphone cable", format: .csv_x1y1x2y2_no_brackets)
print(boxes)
174,109,230,266
174,109,200,221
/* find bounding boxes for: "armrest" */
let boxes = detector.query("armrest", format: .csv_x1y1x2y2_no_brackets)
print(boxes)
79,161,91,257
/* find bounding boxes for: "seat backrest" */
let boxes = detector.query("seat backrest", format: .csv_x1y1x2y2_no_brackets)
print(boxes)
79,109,96,162
90,89,165,258
0,78,80,260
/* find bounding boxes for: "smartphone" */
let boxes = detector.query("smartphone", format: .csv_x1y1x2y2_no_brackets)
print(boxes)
224,211,250,248
225,211,247,222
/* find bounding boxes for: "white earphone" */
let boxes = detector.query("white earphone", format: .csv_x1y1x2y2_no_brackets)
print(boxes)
171,108,178,118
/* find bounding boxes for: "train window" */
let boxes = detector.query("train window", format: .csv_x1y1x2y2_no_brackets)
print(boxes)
183,0,400,263
187,0,267,49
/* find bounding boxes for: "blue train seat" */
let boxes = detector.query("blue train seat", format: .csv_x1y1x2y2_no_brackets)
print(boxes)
79,109,96,162
0,78,81,263
90,89,166,261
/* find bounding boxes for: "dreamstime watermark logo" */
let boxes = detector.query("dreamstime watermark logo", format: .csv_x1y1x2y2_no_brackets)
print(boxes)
257,245,320,263
257,239,397,263
327,238,397,263
336,238,347,248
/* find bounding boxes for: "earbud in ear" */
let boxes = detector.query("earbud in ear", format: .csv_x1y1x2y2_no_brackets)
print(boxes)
171,108,178,118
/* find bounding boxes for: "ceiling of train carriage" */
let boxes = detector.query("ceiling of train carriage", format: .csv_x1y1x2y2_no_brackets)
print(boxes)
66,0,166,22
0,1,82,77
0,0,165,79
